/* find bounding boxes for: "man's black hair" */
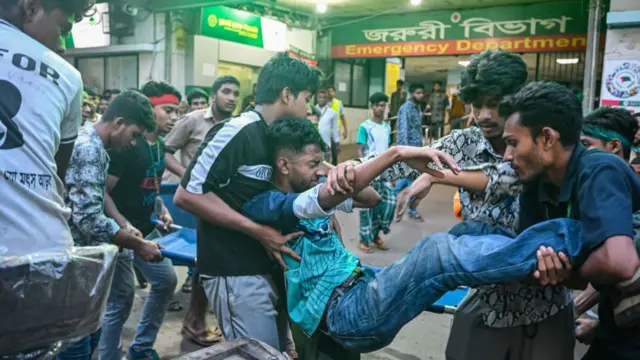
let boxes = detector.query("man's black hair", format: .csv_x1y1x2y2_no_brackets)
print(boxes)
409,83,425,93
267,116,328,162
99,95,109,102
631,157,640,165
435,80,443,86
212,75,240,94
499,81,582,146
110,89,122,95
140,81,182,101
255,53,321,105
369,92,389,105
396,79,405,86
101,90,156,132
187,88,209,105
584,107,639,159
459,50,528,104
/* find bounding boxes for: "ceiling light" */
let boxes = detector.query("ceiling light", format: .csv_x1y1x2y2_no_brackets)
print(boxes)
556,58,579,65
316,3,327,13
458,61,470,67
410,0,422,5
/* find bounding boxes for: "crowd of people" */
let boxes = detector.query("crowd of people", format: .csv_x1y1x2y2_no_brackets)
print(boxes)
3,1,640,360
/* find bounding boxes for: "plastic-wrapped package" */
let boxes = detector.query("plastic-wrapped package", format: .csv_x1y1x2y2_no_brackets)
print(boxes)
0,244,118,356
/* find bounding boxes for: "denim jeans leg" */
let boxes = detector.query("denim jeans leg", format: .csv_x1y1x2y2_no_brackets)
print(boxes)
326,218,586,352
56,336,91,360
129,255,178,352
98,251,135,360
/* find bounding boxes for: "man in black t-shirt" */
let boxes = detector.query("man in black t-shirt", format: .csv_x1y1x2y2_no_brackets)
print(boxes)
175,53,320,353
102,81,181,360
500,82,640,360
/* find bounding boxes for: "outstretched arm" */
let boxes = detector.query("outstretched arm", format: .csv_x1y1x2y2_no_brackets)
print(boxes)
318,146,459,211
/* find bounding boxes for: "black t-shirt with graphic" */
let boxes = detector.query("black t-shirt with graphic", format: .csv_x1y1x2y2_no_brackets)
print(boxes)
108,135,165,237
181,110,274,277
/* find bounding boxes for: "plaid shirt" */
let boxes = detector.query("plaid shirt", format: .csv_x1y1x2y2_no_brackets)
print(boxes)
362,127,570,328
65,126,120,246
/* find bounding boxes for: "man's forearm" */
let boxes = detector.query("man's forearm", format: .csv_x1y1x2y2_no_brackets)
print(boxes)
318,148,401,210
431,170,489,192
574,284,600,317
104,193,128,227
165,153,186,178
111,230,146,250
174,187,263,240
581,235,640,284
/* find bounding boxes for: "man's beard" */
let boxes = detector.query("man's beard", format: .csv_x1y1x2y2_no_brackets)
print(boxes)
214,103,233,118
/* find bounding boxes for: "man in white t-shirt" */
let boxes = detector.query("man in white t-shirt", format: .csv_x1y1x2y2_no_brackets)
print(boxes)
0,0,89,256
315,89,340,164
356,92,396,253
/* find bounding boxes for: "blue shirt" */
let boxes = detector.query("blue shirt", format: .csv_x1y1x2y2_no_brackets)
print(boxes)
519,144,640,359
243,185,359,336
396,100,423,147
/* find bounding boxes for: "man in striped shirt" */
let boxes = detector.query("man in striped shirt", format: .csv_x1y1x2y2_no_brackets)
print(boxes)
174,53,320,353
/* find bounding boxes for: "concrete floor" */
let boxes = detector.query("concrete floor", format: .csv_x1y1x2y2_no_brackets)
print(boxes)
121,182,589,359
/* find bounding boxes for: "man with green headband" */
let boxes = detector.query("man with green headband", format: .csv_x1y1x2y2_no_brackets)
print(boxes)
573,107,640,357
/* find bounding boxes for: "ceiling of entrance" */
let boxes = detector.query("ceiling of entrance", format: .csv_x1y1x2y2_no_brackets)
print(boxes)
274,0,563,18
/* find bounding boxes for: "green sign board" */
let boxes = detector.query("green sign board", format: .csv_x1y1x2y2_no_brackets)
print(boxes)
332,1,588,45
200,6,264,48
331,0,592,58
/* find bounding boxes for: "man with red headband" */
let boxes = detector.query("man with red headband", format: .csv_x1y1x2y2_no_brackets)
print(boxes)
101,81,181,360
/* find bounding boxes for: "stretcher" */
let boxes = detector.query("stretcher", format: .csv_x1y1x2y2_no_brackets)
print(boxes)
154,184,469,315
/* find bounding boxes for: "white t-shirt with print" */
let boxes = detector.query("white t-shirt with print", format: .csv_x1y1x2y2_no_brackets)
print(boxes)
0,20,83,256
357,119,391,157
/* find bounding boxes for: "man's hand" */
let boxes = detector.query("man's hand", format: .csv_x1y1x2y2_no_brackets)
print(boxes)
256,225,303,270
326,161,357,195
534,246,572,286
398,146,461,178
341,127,348,140
396,173,433,221
124,223,143,238
575,317,598,344
158,210,174,232
136,240,164,262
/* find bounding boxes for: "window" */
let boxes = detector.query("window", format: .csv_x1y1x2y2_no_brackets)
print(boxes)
75,55,139,93
333,60,370,108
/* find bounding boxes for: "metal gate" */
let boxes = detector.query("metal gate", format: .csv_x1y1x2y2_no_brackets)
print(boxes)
531,51,604,88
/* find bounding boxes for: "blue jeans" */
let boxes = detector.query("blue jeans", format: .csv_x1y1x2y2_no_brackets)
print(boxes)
56,330,101,360
325,219,590,353
98,247,177,360
394,179,417,216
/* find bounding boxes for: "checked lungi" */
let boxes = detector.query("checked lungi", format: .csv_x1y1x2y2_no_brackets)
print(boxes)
359,180,397,245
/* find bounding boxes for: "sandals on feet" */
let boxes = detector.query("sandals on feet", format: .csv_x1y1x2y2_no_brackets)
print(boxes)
181,326,223,347
373,237,389,251
359,243,373,253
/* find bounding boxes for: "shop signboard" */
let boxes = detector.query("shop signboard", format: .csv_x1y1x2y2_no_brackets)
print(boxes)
201,6,264,48
331,0,590,58
600,60,640,114
200,6,286,51
288,46,318,66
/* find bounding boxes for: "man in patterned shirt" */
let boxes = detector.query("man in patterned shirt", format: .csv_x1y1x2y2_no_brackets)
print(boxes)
398,50,575,359
60,90,163,360
395,83,426,221
242,116,596,355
